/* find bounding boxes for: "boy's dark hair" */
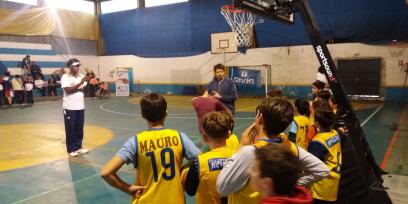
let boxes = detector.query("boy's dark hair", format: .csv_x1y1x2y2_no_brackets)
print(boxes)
317,90,331,101
202,111,230,140
255,143,302,195
312,99,325,110
314,100,335,130
213,63,226,72
197,86,206,95
318,66,324,74
258,97,294,136
140,93,167,123
294,98,310,117
312,80,325,90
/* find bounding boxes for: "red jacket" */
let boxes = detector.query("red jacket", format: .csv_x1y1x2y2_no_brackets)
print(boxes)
260,186,313,204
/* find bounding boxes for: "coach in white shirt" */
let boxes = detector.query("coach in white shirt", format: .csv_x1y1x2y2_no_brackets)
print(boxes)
61,58,90,157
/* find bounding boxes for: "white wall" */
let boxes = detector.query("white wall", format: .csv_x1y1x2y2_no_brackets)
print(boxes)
4,41,404,88
96,43,408,88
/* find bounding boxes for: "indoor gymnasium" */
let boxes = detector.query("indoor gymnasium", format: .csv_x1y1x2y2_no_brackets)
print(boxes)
0,0,407,204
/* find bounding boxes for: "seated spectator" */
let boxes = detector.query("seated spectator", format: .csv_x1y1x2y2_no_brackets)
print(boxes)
250,143,313,204
96,80,110,99
22,55,31,76
30,61,42,80
34,75,46,97
84,72,92,97
0,75,5,107
89,73,99,98
48,75,58,96
3,72,12,105
12,75,24,104
24,76,34,105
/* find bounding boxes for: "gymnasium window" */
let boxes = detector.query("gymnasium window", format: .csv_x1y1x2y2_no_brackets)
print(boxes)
4,0,37,5
45,0,94,14
145,0,188,8
101,0,138,14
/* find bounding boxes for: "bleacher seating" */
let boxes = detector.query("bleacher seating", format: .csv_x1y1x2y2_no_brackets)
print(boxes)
0,41,66,98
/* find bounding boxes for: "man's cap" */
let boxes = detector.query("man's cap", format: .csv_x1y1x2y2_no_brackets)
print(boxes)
66,58,81,67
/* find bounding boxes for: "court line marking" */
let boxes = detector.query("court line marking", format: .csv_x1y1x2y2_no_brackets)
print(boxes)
99,101,255,120
380,104,408,169
10,174,100,204
361,105,384,127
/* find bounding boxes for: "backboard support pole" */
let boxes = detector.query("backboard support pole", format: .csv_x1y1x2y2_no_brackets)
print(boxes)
234,0,392,203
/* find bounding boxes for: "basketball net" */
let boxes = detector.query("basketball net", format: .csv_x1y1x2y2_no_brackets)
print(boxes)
221,5,257,48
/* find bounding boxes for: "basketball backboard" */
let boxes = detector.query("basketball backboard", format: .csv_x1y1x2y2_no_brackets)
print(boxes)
234,0,294,24
211,32,238,54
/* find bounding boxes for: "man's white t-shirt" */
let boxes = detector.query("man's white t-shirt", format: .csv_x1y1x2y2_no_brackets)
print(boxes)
61,73,87,110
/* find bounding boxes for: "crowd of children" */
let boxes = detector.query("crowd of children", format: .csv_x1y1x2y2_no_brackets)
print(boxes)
99,64,344,204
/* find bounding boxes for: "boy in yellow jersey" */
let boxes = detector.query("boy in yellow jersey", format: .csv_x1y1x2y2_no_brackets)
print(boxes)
289,98,311,149
183,111,235,204
308,101,341,204
217,97,329,204
223,110,240,152
100,93,200,204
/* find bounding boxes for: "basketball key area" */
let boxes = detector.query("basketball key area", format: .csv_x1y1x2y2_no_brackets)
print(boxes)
0,96,406,203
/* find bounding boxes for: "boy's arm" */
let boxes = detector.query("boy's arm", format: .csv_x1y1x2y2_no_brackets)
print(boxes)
184,158,200,196
216,145,255,196
100,156,145,195
239,123,256,146
180,132,200,160
297,145,329,186
100,136,146,196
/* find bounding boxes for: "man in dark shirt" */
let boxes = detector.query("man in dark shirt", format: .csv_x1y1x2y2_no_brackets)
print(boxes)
207,64,238,115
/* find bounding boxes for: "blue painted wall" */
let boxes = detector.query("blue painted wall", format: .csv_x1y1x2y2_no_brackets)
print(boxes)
100,0,408,57
384,87,408,103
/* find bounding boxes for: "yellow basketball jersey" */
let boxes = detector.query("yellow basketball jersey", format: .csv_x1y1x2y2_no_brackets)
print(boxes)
226,134,239,152
309,103,315,125
228,134,299,204
196,147,234,204
293,115,310,149
310,129,342,201
133,129,185,204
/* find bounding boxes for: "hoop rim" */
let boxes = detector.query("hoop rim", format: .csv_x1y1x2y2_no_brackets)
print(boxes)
221,4,247,13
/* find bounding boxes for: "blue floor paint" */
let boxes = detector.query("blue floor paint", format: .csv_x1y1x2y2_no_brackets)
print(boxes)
0,97,404,204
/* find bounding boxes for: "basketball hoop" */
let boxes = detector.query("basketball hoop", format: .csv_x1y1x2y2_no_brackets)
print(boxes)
221,5,261,48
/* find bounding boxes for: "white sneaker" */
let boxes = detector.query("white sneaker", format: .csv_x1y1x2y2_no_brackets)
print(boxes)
76,148,89,154
69,151,79,157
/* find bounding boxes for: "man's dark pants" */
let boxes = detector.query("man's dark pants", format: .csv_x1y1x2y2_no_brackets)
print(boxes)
63,109,84,153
